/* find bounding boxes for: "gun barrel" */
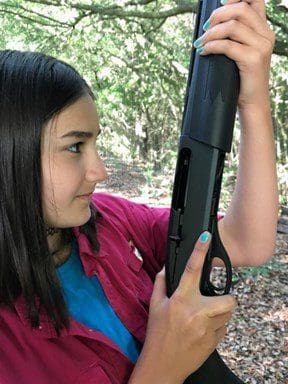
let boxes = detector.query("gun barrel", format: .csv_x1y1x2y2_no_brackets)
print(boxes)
165,0,244,383
183,0,240,152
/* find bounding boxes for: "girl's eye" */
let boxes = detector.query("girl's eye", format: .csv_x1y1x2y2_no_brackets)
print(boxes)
67,142,83,154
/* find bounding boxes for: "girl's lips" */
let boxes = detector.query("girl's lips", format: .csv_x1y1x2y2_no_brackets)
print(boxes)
77,193,92,201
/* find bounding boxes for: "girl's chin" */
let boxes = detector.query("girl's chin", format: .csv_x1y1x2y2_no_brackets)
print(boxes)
73,215,91,227
60,211,91,229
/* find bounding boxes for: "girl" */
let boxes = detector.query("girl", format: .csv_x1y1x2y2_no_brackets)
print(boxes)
0,0,278,382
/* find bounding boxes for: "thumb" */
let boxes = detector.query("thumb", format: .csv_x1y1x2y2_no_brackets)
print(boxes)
150,265,167,305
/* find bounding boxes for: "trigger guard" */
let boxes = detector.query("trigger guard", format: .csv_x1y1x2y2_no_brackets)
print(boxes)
200,220,232,296
210,222,232,295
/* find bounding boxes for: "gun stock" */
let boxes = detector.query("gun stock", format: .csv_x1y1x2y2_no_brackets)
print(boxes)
165,0,245,383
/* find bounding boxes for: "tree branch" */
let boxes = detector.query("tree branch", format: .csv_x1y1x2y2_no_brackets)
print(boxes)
0,2,71,27
23,0,197,20
0,2,93,30
124,0,157,6
143,18,168,37
0,8,66,27
20,0,61,6
74,3,197,19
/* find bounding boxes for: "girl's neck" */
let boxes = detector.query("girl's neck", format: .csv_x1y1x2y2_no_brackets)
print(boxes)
47,231,72,267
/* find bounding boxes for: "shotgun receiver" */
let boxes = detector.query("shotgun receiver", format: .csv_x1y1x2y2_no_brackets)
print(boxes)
165,0,245,383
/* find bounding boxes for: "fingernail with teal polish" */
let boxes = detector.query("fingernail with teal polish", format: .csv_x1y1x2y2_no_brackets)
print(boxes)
196,46,204,55
203,18,210,31
200,231,210,243
221,0,228,4
193,36,203,48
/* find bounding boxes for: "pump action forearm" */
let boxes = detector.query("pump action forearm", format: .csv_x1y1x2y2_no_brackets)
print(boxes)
165,0,245,383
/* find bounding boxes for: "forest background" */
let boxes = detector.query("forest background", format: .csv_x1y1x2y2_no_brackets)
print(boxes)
0,0,287,208
0,0,287,383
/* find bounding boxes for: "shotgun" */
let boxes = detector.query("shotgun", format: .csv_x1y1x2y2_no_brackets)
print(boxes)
165,0,245,382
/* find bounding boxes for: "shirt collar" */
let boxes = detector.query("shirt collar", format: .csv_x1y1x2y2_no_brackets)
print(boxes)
14,223,103,339
72,225,105,278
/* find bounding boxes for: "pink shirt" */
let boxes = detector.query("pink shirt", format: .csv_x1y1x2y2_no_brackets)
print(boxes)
0,193,223,383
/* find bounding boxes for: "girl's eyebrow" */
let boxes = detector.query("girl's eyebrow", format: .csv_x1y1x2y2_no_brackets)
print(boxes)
59,129,101,139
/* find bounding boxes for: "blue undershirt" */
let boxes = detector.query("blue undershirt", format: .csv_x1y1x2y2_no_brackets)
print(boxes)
56,238,142,364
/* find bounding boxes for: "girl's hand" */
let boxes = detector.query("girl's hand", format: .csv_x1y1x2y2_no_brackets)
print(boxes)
130,232,237,383
193,0,275,109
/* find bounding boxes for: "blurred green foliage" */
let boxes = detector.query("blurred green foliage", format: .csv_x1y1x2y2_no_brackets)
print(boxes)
0,0,287,207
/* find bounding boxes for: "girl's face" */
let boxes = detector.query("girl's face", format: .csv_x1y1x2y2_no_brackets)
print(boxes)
41,95,107,229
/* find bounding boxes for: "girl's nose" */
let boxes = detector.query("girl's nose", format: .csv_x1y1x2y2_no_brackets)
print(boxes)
85,151,108,184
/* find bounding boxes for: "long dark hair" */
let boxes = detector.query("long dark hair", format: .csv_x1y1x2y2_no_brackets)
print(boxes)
0,50,100,336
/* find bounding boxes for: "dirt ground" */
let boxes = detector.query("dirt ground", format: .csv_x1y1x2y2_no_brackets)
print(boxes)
97,158,288,384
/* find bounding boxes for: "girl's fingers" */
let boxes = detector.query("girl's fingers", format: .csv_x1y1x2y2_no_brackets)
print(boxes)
194,1,276,74
221,0,267,21
176,231,211,298
196,38,272,72
203,295,237,318
206,2,273,41
197,19,259,49
196,39,250,65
